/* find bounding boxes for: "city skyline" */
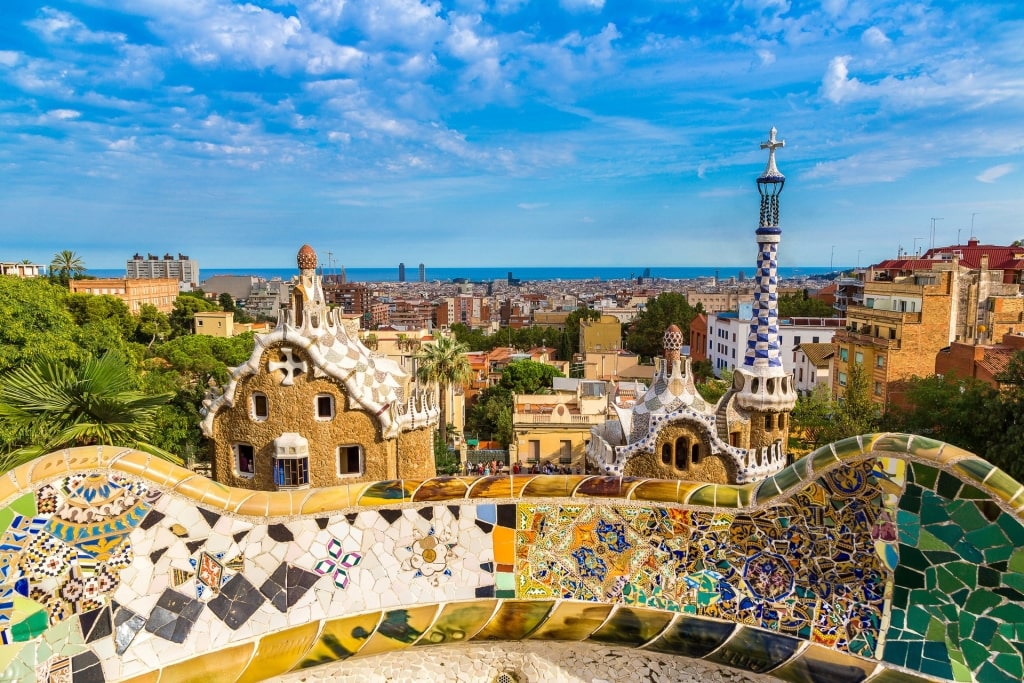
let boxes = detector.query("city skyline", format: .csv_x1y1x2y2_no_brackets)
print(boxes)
1,1,1022,269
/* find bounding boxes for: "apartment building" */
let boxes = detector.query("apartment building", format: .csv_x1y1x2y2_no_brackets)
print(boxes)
510,378,610,471
793,343,835,395
127,252,199,288
1,262,45,278
69,278,179,314
579,313,621,353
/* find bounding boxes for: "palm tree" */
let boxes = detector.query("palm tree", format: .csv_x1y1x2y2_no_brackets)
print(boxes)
50,250,86,286
0,353,178,473
415,334,472,449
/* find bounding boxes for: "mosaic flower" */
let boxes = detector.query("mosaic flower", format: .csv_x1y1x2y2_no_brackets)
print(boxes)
742,552,795,601
314,537,361,589
595,520,630,553
401,528,455,585
571,547,607,582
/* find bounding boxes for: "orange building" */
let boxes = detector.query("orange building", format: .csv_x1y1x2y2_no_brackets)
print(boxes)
69,277,179,314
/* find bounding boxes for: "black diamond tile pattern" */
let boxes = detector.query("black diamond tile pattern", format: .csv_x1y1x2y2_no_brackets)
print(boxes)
145,589,204,643
113,605,147,655
79,605,113,643
207,574,266,629
259,562,320,612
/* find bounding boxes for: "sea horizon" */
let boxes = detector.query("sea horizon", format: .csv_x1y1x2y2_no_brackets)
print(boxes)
86,265,839,283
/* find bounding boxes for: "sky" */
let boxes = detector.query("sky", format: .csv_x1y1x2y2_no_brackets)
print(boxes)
1,1,1022,270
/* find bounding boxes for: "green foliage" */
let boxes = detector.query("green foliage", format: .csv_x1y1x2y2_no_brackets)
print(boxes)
778,292,836,318
791,364,879,446
791,384,835,446
466,385,513,446
154,333,255,385
449,323,567,356
0,353,177,472
625,292,699,360
0,277,83,373
565,308,601,356
415,335,473,448
49,250,86,286
433,427,460,475
66,293,140,360
137,304,171,349
695,368,731,404
168,294,221,338
218,292,235,311
498,359,564,394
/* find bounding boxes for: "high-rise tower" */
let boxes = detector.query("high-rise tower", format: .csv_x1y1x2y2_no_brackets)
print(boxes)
398,262,406,282
732,127,797,453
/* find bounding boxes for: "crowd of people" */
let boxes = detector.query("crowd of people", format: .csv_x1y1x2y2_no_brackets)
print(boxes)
465,460,582,476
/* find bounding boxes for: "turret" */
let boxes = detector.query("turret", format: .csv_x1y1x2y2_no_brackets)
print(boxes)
732,127,797,454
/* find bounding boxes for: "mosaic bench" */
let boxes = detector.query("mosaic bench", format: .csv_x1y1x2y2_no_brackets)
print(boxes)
1,433,1023,682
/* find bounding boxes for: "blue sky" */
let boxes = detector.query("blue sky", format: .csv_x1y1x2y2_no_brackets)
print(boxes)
1,0,1022,270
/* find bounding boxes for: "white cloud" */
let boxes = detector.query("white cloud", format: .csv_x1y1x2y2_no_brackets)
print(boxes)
976,164,1013,183
517,202,548,209
26,8,127,45
821,55,862,104
46,109,81,120
560,0,605,12
861,26,891,49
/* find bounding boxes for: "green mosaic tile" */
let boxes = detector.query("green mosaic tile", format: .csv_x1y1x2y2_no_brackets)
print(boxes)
919,495,949,525
894,565,925,589
1009,548,1024,573
983,468,1024,504
960,639,989,670
936,471,963,499
955,539,984,563
964,590,1001,614
685,484,717,507
866,669,934,683
935,566,967,593
927,523,962,547
984,544,1015,564
978,566,1000,588
809,443,840,470
995,652,1024,679
951,458,995,485
831,436,864,460
945,562,977,587
990,633,1018,654
978,660,1020,683
974,499,1002,522
964,523,1008,549
958,611,976,637
958,483,989,499
899,545,929,571
946,500,988,531
769,465,803,495
644,615,735,659
972,616,997,643
872,434,912,454
924,616,945,641
900,486,922,514
897,510,920,546
905,606,931,635
910,463,939,490
906,434,945,459
712,485,741,508
998,514,1024,546
923,550,961,566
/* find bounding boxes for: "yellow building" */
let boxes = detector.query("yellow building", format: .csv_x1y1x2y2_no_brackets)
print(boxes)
201,245,440,491
579,313,621,353
510,378,610,472
831,270,954,406
69,277,179,314
194,310,235,337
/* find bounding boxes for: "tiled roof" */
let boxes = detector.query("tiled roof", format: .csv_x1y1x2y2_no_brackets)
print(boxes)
978,347,1016,379
798,342,836,367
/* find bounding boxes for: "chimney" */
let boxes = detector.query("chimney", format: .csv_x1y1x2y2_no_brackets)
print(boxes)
980,254,989,271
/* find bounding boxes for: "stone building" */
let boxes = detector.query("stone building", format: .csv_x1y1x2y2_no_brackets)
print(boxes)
201,245,440,491
587,128,797,484
69,277,179,314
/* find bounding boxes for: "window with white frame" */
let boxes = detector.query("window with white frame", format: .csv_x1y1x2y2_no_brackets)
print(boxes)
315,393,335,420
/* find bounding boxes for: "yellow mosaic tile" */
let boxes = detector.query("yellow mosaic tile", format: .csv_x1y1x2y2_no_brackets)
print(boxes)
65,445,106,470
171,474,216,502
138,456,190,488
467,475,515,499
588,605,673,645
357,480,414,506
932,441,975,465
904,434,945,460
109,449,153,479
473,600,555,640
830,435,866,461
158,642,255,683
521,475,585,498
357,605,440,657
265,491,298,518
980,467,1024,504
234,491,271,517
809,443,840,470
414,599,498,646
116,672,159,683
26,451,69,486
676,480,706,505
712,485,742,508
0,471,21,506
683,484,717,507
630,479,680,504
771,641,878,683
299,485,353,515
528,601,613,641
197,480,240,510
235,621,322,683
294,611,382,670
870,434,913,455
412,477,470,502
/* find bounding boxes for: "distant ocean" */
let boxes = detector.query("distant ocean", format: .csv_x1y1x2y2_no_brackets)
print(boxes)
87,266,835,283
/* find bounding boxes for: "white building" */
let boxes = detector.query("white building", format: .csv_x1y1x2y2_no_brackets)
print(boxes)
1,262,45,278
127,252,199,288
707,303,845,376
793,342,835,395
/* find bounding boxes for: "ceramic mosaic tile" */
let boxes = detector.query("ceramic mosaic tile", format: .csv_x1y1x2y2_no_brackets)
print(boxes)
2,440,1024,682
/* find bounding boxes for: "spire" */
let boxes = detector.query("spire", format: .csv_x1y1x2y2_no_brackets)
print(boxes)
733,128,796,415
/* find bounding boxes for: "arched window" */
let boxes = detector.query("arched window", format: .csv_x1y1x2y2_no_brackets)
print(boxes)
674,437,688,470
691,442,701,464
765,414,773,430
251,393,268,421
661,443,672,465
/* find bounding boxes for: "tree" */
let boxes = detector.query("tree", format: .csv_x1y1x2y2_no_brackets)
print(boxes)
168,294,220,337
66,293,139,359
137,304,171,349
49,250,86,286
415,335,473,449
881,374,999,454
466,385,513,446
218,292,236,312
791,384,835,446
821,362,878,444
625,292,699,360
0,353,177,473
0,277,83,373
778,292,836,318
498,359,564,394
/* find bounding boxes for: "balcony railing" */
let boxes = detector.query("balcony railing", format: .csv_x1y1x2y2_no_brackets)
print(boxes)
846,305,922,323
513,413,603,426
835,330,901,349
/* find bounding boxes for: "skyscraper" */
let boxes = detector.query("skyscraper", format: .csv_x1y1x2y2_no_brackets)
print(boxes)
418,263,425,282
398,262,406,282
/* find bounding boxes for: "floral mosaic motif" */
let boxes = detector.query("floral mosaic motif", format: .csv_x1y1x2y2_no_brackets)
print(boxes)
314,537,361,589
741,552,794,601
401,527,455,585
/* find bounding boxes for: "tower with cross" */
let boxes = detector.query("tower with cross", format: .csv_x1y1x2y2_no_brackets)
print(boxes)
731,127,797,467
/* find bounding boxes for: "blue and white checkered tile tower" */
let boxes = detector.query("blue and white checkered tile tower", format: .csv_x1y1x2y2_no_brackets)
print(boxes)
733,127,797,415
